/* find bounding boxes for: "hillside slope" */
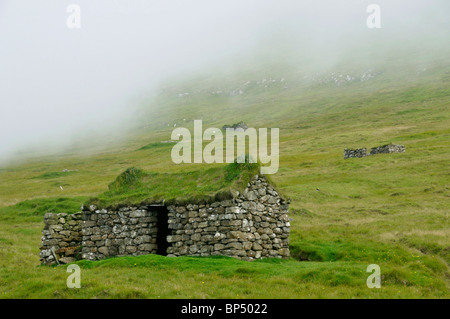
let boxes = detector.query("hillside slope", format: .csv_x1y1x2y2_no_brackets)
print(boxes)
0,58,449,298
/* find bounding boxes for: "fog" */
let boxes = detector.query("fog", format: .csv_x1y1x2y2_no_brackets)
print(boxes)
0,0,448,165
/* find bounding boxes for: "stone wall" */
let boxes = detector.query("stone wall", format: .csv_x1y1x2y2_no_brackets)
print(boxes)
343,148,367,159
40,212,82,264
344,144,405,159
40,175,290,264
370,143,405,155
166,175,290,261
80,208,159,261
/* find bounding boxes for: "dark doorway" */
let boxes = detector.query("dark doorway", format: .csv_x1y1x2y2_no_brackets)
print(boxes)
153,206,170,256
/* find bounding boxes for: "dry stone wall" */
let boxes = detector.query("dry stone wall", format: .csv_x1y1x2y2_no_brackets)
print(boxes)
40,175,290,264
80,208,159,261
343,148,367,159
370,144,405,155
344,144,405,159
40,212,82,264
166,175,290,261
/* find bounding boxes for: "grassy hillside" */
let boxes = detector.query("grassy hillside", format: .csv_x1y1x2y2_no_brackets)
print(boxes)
0,58,449,298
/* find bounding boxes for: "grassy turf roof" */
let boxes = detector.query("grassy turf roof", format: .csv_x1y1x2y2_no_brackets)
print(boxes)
86,161,262,209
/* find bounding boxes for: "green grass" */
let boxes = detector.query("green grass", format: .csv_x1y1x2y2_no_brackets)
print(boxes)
0,58,449,298
86,161,260,208
0,197,86,223
32,171,76,180
137,142,174,151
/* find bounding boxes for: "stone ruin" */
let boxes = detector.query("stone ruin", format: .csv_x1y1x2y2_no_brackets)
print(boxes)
40,175,290,264
344,143,405,159
369,143,406,155
40,212,82,264
343,148,367,159
222,121,248,131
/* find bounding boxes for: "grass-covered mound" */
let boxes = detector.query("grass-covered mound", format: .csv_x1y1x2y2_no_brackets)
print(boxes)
86,160,261,209
0,197,87,223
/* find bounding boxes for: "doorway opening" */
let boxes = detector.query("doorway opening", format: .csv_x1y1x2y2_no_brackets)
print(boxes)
152,206,170,256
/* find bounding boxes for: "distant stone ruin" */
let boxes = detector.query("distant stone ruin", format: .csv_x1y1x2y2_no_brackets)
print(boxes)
343,148,367,159
369,144,406,155
222,121,248,131
344,143,405,159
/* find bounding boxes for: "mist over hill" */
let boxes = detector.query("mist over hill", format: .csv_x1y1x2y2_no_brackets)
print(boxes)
0,0,449,165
